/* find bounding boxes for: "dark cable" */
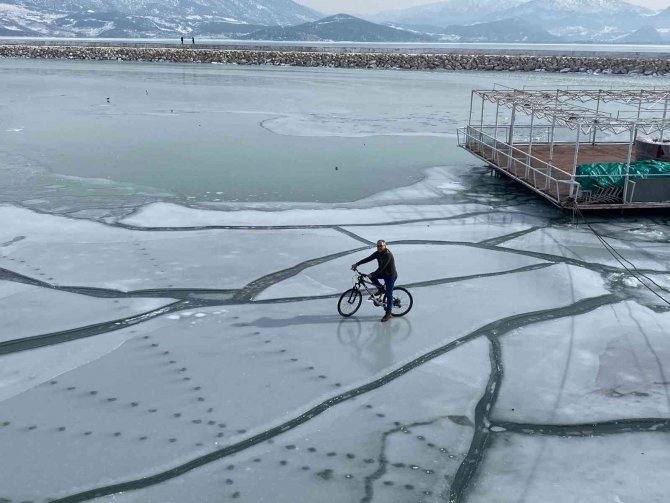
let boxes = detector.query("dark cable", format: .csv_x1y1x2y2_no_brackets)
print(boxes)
575,205,670,307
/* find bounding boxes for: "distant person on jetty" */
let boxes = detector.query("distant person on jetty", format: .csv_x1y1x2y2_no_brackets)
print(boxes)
192,37,195,44
351,240,397,322
180,36,184,44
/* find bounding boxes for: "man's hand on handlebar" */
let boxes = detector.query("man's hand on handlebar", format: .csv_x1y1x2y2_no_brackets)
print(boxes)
351,265,368,277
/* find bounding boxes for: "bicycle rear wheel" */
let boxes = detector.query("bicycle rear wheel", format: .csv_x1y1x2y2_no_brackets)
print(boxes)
338,288,362,317
383,287,413,317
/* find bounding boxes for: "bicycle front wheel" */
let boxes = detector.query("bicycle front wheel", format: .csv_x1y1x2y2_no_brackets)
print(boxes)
383,287,413,317
338,288,362,317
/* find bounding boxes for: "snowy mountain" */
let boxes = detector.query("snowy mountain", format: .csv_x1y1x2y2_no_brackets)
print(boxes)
648,7,670,28
374,0,525,27
375,0,660,42
470,0,653,40
441,17,563,43
616,24,666,44
242,13,432,42
0,3,64,35
0,0,668,41
0,0,321,36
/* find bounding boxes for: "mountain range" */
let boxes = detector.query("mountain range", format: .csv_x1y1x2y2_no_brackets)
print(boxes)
241,14,430,42
0,0,319,36
378,0,669,41
0,0,669,43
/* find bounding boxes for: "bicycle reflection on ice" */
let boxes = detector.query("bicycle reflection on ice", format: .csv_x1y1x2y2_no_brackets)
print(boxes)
337,317,411,374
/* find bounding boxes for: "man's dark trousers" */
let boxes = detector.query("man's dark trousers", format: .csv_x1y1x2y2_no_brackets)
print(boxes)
370,273,396,314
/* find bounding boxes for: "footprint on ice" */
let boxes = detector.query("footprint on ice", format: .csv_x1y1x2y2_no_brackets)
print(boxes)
167,314,181,320
194,313,207,318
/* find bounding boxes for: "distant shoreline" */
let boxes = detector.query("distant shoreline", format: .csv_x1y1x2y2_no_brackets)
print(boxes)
1,43,669,75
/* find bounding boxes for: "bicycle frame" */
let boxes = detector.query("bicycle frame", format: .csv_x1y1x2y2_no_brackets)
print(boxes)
351,270,384,302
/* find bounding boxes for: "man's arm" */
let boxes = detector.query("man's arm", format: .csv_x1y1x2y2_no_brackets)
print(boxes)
352,251,378,269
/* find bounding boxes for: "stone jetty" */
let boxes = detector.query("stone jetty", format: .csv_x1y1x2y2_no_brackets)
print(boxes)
1,44,669,75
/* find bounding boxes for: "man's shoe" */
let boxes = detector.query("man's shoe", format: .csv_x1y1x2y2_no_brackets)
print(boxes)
375,288,385,297
381,312,392,322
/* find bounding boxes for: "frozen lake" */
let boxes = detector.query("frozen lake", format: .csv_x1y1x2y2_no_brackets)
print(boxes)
1,59,670,502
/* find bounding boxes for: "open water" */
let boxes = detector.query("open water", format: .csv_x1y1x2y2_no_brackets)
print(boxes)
0,57,668,214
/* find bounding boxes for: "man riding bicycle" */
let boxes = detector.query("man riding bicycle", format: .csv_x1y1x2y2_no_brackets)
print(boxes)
351,240,397,322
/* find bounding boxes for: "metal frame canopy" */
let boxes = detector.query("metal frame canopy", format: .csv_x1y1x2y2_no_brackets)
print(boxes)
473,87,670,136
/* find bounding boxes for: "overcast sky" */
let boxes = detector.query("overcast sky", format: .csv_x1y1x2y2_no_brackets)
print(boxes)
296,0,669,16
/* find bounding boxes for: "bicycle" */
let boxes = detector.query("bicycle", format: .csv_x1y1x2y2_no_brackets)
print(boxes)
337,267,413,318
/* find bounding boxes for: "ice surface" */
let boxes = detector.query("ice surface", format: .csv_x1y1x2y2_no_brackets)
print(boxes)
0,264,607,498
495,301,670,423
0,315,169,403
0,206,359,291
2,61,670,503
468,433,670,503
0,280,172,342
99,338,490,503
342,211,545,244
256,243,548,300
121,200,490,228
502,227,670,271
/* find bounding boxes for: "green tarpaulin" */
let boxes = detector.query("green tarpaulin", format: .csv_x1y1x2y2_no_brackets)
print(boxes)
575,160,670,191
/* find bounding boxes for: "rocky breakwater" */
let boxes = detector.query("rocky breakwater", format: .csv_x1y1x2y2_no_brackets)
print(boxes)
1,45,669,75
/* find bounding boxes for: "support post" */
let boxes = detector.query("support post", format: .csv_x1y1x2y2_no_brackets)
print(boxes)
573,126,581,170
660,94,669,142
479,94,485,143
468,91,474,126
526,111,535,178
623,127,635,204
571,125,581,199
549,89,559,162
493,100,500,163
591,89,601,145
636,91,643,122
507,105,516,170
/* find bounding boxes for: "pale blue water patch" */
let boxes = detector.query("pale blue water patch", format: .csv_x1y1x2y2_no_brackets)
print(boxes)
1,58,669,213
0,59,470,207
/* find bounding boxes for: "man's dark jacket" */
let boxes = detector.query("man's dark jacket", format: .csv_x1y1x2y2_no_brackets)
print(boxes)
356,249,397,278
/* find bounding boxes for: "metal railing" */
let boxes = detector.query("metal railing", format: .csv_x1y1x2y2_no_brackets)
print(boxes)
458,125,670,206
457,125,581,204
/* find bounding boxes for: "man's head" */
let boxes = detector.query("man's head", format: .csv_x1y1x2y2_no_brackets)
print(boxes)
376,240,387,252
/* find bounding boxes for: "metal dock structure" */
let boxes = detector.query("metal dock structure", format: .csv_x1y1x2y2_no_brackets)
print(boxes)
457,87,670,210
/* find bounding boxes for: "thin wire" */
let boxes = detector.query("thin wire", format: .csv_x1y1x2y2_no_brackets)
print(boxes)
575,206,670,307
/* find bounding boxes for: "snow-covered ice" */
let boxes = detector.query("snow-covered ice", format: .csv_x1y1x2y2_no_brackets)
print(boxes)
467,433,670,503
257,244,549,300
0,280,173,341
0,206,360,291
502,227,670,271
495,301,670,423
98,338,490,503
120,200,490,228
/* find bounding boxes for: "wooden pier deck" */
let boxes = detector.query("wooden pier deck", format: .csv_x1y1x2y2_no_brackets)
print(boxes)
465,141,638,207
519,144,632,172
